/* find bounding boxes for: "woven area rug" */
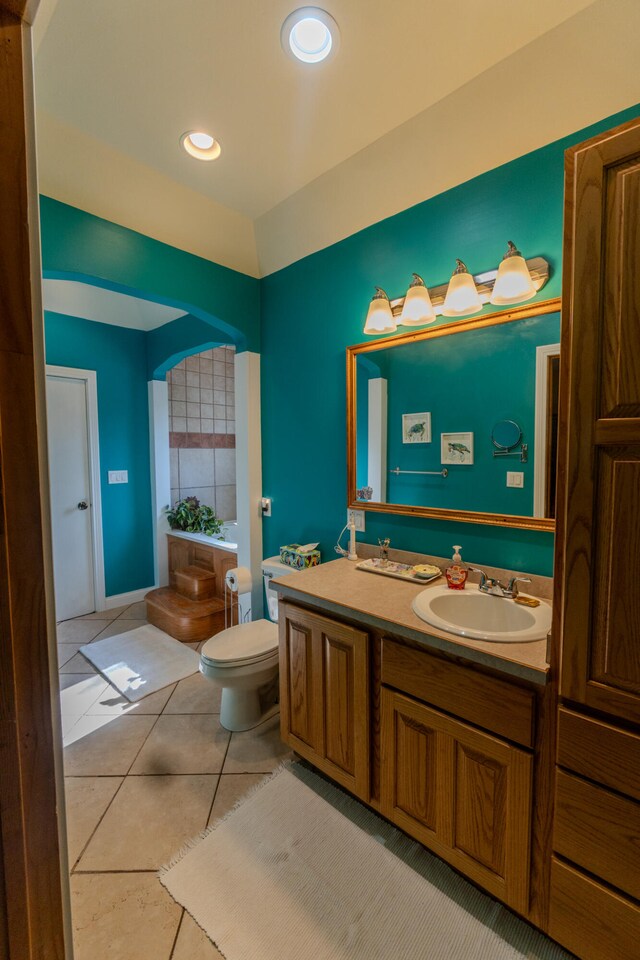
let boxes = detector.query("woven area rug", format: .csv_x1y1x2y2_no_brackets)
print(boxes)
160,764,570,960
80,624,199,702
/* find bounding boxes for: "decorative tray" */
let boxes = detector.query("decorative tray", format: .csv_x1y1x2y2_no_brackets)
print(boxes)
355,557,442,584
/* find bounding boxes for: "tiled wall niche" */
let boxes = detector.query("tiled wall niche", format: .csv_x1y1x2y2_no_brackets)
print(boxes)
168,346,236,520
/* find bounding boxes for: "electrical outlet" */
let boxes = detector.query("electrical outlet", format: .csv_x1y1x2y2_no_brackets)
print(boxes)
347,509,365,532
506,471,524,488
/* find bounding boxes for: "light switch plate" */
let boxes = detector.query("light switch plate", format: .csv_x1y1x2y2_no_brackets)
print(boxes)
261,497,272,517
108,470,128,484
506,471,524,488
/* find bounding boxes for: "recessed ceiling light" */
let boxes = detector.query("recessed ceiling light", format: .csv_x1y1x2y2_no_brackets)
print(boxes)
180,131,222,161
281,7,339,64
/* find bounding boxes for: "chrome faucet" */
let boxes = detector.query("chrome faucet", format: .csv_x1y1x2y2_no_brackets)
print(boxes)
468,567,531,599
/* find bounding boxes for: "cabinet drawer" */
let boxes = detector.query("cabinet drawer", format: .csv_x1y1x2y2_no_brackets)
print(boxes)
554,769,640,900
549,857,640,960
381,639,535,748
557,707,640,801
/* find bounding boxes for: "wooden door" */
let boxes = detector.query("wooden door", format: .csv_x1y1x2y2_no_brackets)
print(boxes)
381,689,532,914
0,2,67,958
557,116,640,724
279,603,370,798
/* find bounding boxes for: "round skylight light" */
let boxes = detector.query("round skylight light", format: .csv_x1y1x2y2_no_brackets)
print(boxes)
281,8,339,64
180,131,222,161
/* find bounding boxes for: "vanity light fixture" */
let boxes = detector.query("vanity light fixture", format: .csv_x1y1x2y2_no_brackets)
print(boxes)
490,241,536,305
442,260,483,318
180,131,222,161
362,248,550,335
364,287,396,335
399,273,436,326
281,7,339,63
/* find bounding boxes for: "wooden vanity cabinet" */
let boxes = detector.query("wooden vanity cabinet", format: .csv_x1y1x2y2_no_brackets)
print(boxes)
279,602,370,799
380,668,533,915
278,598,543,919
549,115,640,960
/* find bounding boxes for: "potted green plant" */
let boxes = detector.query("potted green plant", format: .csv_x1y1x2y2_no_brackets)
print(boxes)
165,496,224,538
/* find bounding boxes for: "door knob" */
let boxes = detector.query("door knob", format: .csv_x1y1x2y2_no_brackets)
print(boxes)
77,500,89,510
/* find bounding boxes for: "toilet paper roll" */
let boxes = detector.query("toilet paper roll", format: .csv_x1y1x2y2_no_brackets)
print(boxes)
225,566,252,594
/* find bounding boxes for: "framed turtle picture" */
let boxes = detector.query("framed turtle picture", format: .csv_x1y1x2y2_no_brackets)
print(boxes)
402,412,431,444
441,431,474,465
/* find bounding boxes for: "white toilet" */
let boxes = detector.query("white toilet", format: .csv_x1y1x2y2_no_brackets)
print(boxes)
199,557,296,732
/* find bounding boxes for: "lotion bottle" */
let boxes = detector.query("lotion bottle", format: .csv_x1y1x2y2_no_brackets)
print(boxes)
445,545,468,590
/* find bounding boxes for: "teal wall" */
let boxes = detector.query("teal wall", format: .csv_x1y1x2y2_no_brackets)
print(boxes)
41,198,261,598
382,311,561,514
45,312,155,597
40,197,260,354
260,104,640,577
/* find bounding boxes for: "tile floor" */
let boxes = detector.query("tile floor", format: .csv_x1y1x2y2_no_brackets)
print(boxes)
58,603,292,960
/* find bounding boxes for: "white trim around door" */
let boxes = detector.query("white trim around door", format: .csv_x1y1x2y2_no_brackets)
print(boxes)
46,365,106,612
533,343,560,519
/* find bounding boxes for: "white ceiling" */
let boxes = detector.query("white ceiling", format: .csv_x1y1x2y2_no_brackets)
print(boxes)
42,279,187,330
33,0,640,277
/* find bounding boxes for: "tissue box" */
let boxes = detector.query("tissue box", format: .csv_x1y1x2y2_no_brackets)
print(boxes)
279,544,321,569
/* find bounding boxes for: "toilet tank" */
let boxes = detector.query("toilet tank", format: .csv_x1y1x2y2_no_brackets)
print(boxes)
261,556,297,622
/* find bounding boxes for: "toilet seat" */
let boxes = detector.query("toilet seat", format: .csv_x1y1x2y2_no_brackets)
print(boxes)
201,619,278,669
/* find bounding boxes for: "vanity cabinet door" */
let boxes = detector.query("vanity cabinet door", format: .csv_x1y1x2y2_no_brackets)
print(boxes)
381,689,532,914
279,603,370,799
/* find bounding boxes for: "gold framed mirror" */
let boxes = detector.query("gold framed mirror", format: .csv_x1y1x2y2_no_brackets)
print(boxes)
347,297,561,532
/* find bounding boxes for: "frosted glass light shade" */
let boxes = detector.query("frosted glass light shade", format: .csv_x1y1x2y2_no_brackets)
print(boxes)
442,261,482,318
364,287,396,335
399,274,436,326
490,242,536,305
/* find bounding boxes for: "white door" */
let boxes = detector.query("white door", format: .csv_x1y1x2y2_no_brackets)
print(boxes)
46,374,96,620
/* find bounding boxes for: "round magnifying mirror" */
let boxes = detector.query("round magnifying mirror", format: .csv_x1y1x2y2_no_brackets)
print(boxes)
492,419,522,451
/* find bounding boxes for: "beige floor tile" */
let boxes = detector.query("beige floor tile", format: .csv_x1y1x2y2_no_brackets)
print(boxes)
58,673,97,691
89,618,147,642
207,773,265,825
163,672,221,714
223,713,292,774
59,652,98,674
118,600,148,619
57,642,88,667
64,714,157,775
172,913,225,960
130,715,230,774
77,775,218,871
79,603,130,620
59,674,110,735
86,682,176,716
70,872,181,960
64,776,123,867
57,619,112,643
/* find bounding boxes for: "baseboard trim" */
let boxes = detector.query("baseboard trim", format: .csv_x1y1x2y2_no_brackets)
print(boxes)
101,586,155,611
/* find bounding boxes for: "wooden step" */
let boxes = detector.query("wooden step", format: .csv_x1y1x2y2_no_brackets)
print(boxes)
174,565,217,601
145,587,225,643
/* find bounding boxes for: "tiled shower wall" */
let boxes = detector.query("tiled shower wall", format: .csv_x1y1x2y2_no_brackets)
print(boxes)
167,346,236,520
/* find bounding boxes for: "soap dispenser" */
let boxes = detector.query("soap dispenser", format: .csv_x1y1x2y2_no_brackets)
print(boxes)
445,545,468,590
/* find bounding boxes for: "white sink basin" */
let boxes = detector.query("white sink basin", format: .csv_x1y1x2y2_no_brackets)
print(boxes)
412,585,552,643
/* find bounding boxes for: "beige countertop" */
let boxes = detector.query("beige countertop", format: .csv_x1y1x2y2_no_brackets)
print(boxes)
272,558,551,685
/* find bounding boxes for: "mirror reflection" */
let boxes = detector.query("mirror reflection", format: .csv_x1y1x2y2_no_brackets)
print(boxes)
350,299,560,530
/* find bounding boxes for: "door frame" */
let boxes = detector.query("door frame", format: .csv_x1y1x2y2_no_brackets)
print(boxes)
46,365,106,613
533,342,561,518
